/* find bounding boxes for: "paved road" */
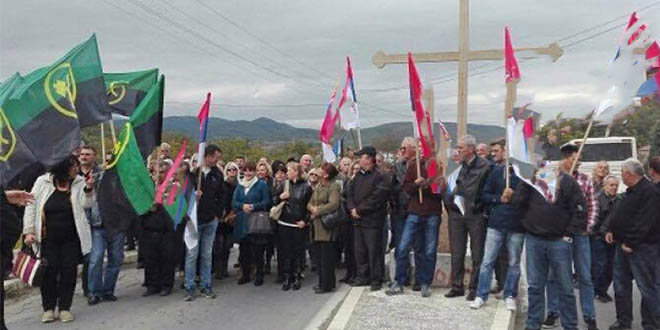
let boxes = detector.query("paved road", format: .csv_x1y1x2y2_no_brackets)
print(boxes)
591,286,643,330
4,251,341,330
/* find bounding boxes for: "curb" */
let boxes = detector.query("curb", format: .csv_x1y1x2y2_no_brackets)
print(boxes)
325,286,365,330
303,284,352,330
4,250,139,298
490,299,517,330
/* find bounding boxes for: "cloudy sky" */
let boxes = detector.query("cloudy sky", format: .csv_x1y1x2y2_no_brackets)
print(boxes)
1,0,658,128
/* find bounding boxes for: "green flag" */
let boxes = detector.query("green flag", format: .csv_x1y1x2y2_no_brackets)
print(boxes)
105,69,158,117
98,122,155,235
129,75,164,160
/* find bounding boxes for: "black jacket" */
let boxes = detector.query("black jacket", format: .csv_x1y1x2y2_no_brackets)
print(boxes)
273,179,313,225
513,173,585,239
593,192,621,239
194,167,226,224
609,178,660,249
346,167,392,228
481,164,524,232
444,155,491,216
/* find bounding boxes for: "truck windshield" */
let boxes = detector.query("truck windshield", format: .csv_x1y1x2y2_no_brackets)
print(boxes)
579,143,634,162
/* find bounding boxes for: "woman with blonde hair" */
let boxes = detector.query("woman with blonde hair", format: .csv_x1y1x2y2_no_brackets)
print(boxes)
591,161,610,194
273,161,313,290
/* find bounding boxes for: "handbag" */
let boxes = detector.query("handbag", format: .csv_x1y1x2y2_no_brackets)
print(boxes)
246,211,273,234
12,242,47,287
320,203,348,230
269,180,289,220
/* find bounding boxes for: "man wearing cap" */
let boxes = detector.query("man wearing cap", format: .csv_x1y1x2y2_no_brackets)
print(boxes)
543,143,599,330
346,146,392,291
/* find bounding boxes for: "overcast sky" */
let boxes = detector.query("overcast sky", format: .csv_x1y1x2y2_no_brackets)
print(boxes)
1,0,659,128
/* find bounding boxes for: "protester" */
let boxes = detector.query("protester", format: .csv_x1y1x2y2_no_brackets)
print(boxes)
300,154,314,175
513,145,585,330
648,156,660,186
444,135,491,301
346,146,391,291
270,161,288,283
184,144,225,301
80,146,125,305
338,158,357,284
476,143,490,159
308,163,342,294
591,160,610,194
605,158,660,330
235,156,246,180
544,143,599,330
591,175,620,303
308,167,320,189
257,161,275,275
273,161,312,291
140,161,178,298
23,155,94,323
469,139,524,311
213,162,239,280
375,153,385,168
232,161,271,286
386,150,446,298
160,143,171,160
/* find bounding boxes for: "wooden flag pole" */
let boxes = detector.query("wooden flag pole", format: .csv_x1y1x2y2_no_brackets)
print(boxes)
108,119,117,146
569,110,596,174
503,81,517,188
411,121,423,204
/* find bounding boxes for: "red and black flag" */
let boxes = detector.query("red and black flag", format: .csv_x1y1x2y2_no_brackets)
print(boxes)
104,69,159,117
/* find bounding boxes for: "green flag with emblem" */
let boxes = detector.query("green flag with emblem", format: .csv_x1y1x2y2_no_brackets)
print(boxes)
104,69,158,117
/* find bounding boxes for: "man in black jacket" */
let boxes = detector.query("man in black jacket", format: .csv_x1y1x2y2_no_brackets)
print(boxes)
513,166,585,330
346,146,391,291
444,135,491,301
605,158,660,330
184,144,225,301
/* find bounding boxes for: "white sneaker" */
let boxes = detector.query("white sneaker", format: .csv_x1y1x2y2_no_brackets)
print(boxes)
470,297,486,309
505,297,517,311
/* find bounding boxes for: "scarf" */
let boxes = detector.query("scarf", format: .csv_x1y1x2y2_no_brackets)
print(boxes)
241,176,258,196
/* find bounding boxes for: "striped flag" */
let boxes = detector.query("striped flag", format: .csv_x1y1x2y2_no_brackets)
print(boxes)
337,56,360,130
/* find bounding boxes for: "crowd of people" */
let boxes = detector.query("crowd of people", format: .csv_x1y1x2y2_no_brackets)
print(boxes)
2,135,660,330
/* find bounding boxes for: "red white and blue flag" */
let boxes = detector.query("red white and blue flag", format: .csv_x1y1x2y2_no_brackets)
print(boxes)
319,87,337,144
337,56,360,130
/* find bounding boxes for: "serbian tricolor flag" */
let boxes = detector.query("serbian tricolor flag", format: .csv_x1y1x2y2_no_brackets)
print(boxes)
196,93,211,167
504,27,520,83
613,12,649,63
185,92,210,250
407,53,435,159
319,87,337,144
336,56,360,130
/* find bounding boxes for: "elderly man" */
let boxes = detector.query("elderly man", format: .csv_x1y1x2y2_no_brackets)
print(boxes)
605,158,660,330
544,143,599,330
160,143,171,160
300,154,313,175
444,135,491,301
476,143,490,160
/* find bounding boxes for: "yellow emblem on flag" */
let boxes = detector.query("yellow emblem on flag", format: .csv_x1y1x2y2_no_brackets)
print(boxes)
107,81,128,105
44,62,78,118
0,107,17,162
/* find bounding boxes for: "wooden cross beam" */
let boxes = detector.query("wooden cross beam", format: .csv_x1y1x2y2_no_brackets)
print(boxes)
372,0,563,139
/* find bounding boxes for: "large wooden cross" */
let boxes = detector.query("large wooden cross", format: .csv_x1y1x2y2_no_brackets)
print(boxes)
372,0,563,139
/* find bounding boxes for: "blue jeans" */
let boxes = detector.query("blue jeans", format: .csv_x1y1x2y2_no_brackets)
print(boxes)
88,228,125,297
394,214,440,286
613,243,660,329
547,235,595,320
476,228,523,300
590,237,614,296
185,220,218,292
525,234,577,330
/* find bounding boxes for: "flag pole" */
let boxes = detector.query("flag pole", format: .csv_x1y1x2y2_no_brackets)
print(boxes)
356,127,363,150
569,109,596,174
100,122,107,169
109,119,117,146
504,81,516,188
411,122,423,204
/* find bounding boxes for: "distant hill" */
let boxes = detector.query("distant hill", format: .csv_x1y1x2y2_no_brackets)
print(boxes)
162,116,506,146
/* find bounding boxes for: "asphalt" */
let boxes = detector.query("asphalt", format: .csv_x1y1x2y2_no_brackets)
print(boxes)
4,250,342,330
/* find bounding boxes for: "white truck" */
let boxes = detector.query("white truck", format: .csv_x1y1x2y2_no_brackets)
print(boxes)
537,136,637,192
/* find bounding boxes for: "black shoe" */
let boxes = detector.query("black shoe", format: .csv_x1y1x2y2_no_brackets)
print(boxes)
142,288,160,297
254,277,264,286
339,276,353,284
608,321,631,330
542,313,559,328
385,284,404,296
370,283,382,292
87,295,100,306
585,318,599,330
102,294,118,302
466,290,477,301
444,289,465,298
282,279,291,291
233,263,240,269
596,293,613,303
237,277,251,285
412,283,421,292
160,288,172,296
292,277,301,291
350,279,369,287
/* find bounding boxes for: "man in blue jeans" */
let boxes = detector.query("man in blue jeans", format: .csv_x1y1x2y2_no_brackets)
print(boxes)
512,157,586,330
386,152,446,298
470,140,524,311
184,145,225,301
80,146,125,305
605,158,660,330
544,144,599,330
